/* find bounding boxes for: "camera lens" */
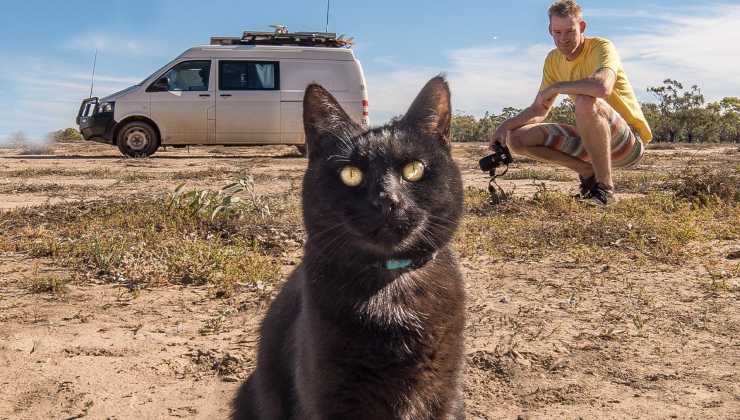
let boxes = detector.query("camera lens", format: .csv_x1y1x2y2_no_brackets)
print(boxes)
479,154,495,172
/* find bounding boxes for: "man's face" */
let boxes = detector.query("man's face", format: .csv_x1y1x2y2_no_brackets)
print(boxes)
549,15,586,57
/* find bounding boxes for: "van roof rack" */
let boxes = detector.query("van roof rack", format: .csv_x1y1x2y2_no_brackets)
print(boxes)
210,26,353,48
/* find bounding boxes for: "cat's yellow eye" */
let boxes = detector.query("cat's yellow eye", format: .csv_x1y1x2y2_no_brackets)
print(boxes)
340,165,363,187
402,161,425,182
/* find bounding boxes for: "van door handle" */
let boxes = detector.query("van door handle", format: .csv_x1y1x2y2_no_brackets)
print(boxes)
199,94,211,97
220,94,232,97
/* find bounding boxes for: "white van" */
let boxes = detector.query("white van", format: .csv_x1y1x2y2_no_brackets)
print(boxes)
77,31,369,157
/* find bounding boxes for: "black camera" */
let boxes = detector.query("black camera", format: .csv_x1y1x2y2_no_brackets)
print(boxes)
479,142,513,173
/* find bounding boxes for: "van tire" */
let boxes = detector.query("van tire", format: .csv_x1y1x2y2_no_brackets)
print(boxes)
117,121,159,158
295,144,307,156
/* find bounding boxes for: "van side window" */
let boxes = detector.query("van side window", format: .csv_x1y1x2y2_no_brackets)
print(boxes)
219,61,279,91
152,60,211,92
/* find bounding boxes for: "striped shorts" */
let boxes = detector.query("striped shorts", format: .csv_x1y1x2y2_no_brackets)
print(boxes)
541,107,645,168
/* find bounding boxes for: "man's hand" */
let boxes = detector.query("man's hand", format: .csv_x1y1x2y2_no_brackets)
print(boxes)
535,86,558,111
486,100,552,149
489,124,511,150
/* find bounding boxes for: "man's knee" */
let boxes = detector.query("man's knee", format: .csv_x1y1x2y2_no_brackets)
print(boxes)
506,127,529,154
574,95,608,121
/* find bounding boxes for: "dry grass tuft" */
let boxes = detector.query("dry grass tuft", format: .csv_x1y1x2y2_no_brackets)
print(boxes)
662,165,740,205
458,184,739,265
0,180,303,293
501,168,572,182
614,172,670,194
24,268,68,295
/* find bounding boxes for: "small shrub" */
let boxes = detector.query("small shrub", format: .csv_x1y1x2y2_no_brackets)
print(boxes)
25,272,68,295
168,176,272,221
662,165,740,205
50,128,84,143
615,172,671,194
0,179,297,291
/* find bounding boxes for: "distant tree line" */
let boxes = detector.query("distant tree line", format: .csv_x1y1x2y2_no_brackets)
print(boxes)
34,79,740,146
452,79,740,143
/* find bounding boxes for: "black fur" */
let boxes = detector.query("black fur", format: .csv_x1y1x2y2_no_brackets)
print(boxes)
233,76,466,420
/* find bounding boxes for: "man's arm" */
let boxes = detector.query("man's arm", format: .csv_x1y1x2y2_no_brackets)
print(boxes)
489,89,556,147
500,104,549,132
503,86,559,132
542,67,616,99
494,67,614,140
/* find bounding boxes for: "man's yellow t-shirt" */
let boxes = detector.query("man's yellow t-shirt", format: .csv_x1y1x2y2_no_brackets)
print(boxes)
540,37,653,142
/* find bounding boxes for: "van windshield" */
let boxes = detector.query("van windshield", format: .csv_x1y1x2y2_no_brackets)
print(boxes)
138,59,178,85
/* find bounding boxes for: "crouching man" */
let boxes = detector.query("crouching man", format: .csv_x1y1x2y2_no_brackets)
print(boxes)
490,0,652,205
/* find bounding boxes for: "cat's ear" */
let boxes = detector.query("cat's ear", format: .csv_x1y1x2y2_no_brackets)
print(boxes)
401,76,452,145
303,84,360,158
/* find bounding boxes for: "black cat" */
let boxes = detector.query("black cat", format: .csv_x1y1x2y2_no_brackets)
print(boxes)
233,76,466,420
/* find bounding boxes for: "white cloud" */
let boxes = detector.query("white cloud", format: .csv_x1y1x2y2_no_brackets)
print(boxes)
609,4,740,102
0,57,140,137
68,73,142,85
371,56,403,67
366,43,550,124
366,3,740,123
586,8,665,19
64,33,164,57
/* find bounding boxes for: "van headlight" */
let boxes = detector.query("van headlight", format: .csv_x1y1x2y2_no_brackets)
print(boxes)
96,102,115,114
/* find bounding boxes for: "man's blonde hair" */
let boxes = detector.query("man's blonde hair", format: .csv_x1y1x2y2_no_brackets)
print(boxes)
548,0,583,20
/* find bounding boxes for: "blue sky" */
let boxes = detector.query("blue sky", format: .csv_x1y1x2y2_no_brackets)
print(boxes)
1,0,739,139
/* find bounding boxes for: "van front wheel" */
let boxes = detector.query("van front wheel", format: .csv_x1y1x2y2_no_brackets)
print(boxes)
117,121,159,158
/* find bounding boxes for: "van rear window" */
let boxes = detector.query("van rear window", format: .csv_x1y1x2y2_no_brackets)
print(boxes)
219,61,279,91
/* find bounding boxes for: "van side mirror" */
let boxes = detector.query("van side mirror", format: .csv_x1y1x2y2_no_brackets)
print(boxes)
147,77,169,92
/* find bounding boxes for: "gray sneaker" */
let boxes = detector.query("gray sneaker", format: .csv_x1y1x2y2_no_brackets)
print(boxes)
584,183,617,206
577,174,596,198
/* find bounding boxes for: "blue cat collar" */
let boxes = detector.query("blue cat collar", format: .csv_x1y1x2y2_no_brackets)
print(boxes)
385,259,412,270
384,252,438,271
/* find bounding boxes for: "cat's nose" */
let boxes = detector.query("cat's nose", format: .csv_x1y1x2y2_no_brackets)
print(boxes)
372,191,399,216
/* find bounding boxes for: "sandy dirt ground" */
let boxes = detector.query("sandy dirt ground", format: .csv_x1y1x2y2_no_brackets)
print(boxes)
1,142,738,419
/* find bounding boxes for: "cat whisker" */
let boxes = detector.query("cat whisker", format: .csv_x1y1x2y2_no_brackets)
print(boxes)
308,214,365,241
416,228,440,250
426,214,458,226
308,226,355,263
309,234,346,260
424,220,454,234
309,222,349,242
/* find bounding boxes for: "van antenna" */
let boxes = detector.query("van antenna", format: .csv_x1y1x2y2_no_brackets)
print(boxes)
325,0,330,32
89,49,98,98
